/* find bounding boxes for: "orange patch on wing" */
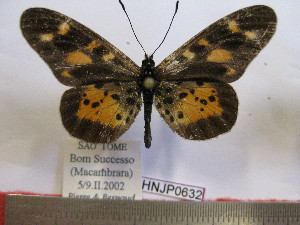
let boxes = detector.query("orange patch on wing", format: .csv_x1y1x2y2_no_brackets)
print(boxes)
65,51,92,65
61,70,73,78
244,31,257,39
228,21,239,33
40,33,54,42
182,49,195,60
103,52,115,61
207,49,233,63
178,85,223,125
57,23,70,35
179,93,202,123
198,38,210,46
225,66,236,75
77,86,123,127
86,40,101,51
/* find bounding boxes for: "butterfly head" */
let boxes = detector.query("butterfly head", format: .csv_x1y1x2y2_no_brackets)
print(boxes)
142,54,155,68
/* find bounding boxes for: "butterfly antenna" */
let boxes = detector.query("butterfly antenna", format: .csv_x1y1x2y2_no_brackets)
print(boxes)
151,1,179,57
119,0,147,55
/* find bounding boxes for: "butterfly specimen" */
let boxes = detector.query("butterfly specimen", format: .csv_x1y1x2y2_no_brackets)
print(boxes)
20,3,277,148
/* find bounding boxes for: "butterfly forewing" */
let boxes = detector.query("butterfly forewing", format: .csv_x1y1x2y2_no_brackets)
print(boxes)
156,5,277,83
154,81,238,140
60,82,142,143
21,8,139,87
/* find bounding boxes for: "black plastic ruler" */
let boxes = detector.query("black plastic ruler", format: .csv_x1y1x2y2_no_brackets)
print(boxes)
5,195,300,225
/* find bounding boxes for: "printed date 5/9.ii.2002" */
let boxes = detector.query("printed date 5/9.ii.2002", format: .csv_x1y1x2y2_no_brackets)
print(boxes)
78,180,125,191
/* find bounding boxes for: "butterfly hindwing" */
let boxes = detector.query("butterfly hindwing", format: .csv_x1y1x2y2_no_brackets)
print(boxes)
21,8,139,86
156,5,277,83
60,82,142,143
154,80,238,140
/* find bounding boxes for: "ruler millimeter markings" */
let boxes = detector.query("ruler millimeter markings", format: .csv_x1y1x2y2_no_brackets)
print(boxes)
5,195,300,225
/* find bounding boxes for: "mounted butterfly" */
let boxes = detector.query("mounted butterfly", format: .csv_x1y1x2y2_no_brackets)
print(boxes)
20,1,277,148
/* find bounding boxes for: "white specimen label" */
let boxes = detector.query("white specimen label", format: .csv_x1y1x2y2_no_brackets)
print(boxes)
63,140,141,200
